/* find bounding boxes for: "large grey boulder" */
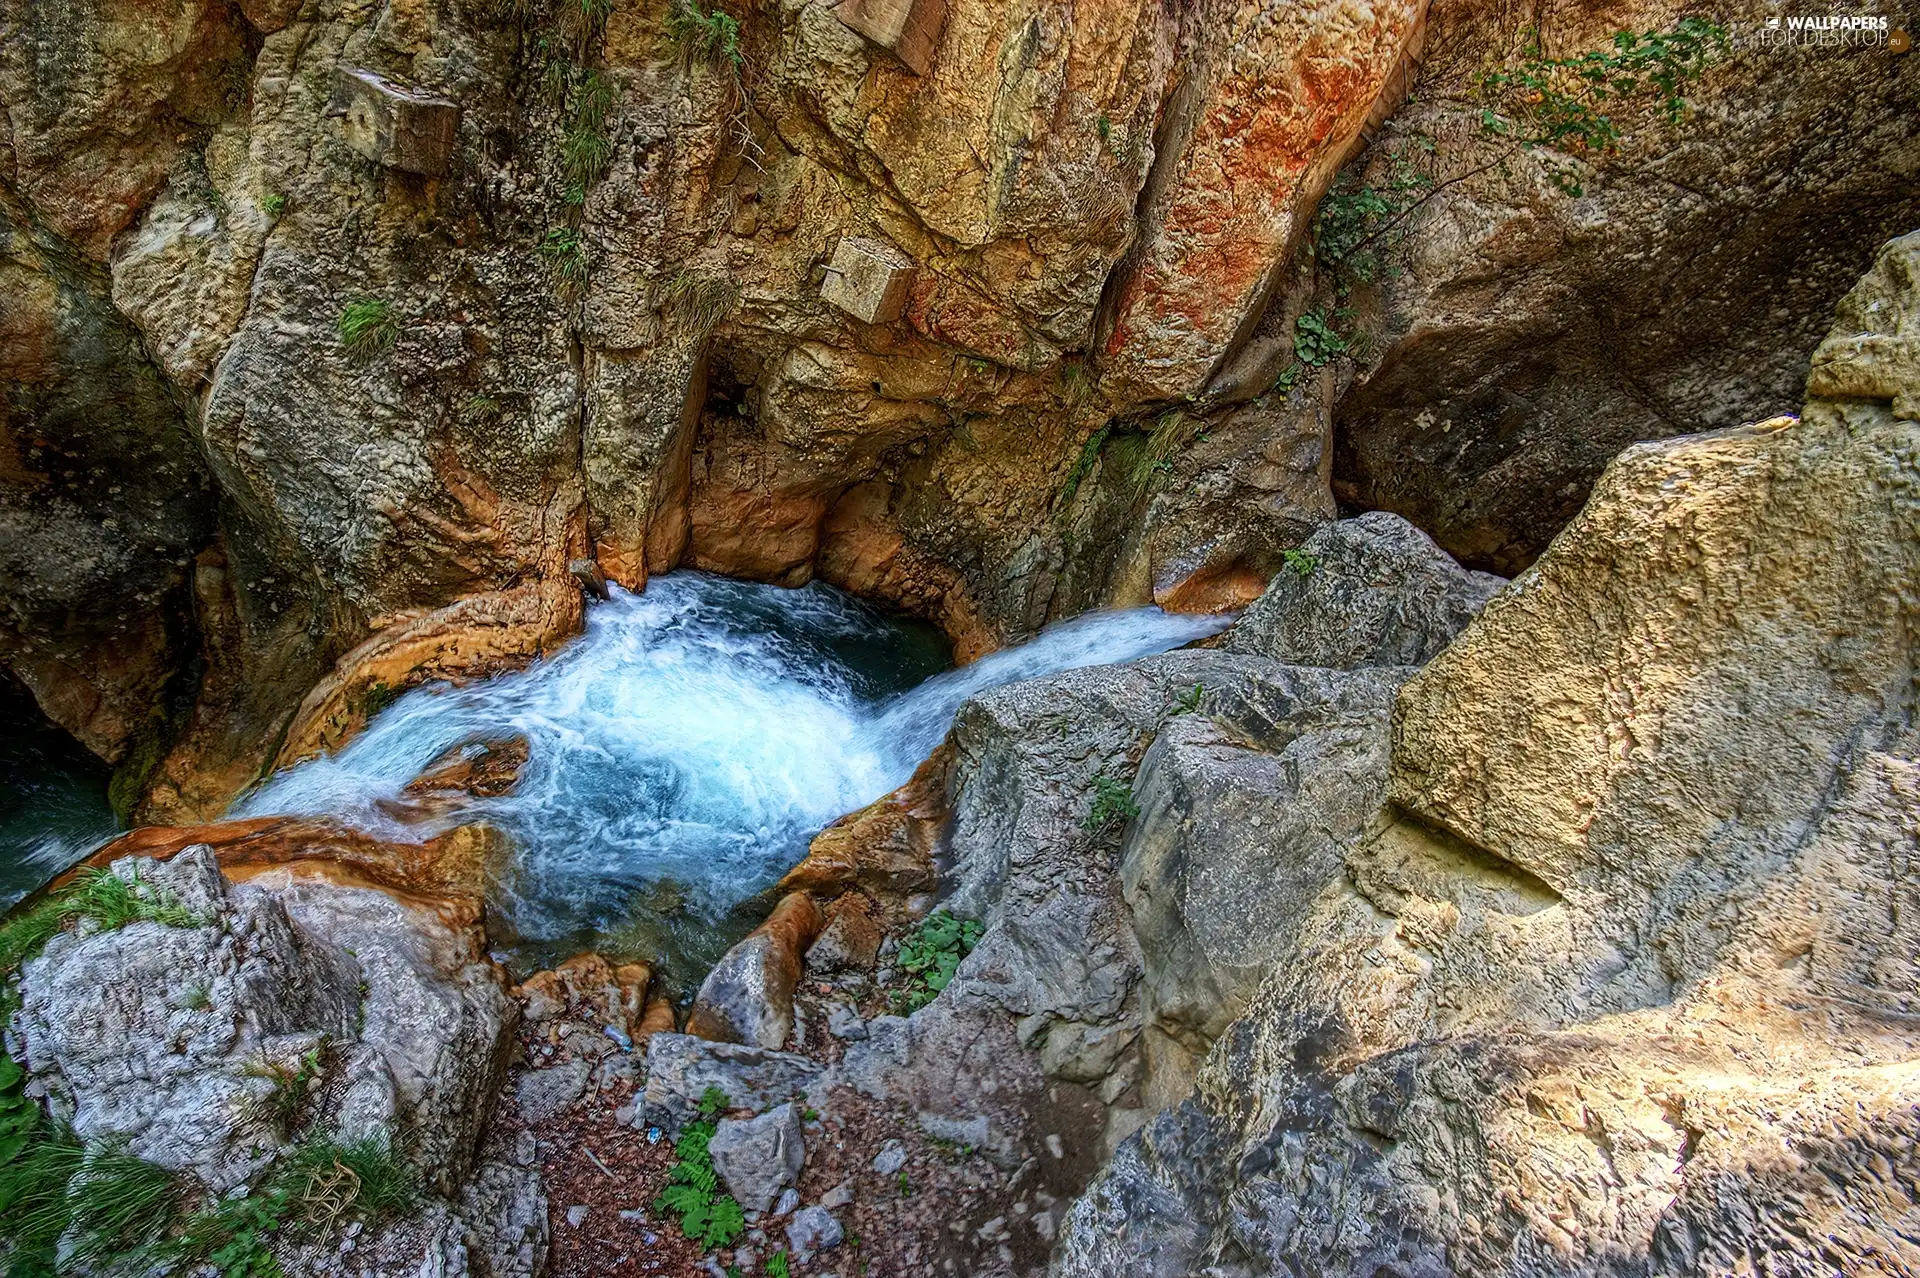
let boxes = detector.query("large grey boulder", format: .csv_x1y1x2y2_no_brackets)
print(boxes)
708,1101,806,1214
1223,511,1503,669
13,846,515,1195
1055,232,1920,1278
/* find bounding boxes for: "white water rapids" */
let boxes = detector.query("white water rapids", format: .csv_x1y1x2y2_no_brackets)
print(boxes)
238,573,1227,973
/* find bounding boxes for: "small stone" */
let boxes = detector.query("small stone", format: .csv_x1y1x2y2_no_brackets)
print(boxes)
826,1003,867,1041
786,1205,844,1257
709,1102,807,1214
565,1205,589,1228
515,1059,591,1123
818,236,916,325
618,1208,647,1222
774,1187,800,1216
871,1140,907,1176
821,1179,855,1210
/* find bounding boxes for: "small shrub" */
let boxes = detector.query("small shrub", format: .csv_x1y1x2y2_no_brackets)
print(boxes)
262,192,290,217
1292,308,1349,368
663,271,738,335
666,0,743,69
1060,424,1111,505
890,911,983,1013
284,1135,419,1225
1084,774,1139,832
1169,683,1205,715
1282,548,1319,578
1477,20,1728,195
243,1046,325,1139
1309,147,1431,290
338,299,397,358
653,1090,745,1251
561,126,613,202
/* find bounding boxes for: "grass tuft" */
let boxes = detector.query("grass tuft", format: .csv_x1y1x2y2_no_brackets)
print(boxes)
662,271,738,336
338,299,397,358
1084,774,1139,832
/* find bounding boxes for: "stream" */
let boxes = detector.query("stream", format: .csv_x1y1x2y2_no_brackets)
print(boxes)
7,574,1227,988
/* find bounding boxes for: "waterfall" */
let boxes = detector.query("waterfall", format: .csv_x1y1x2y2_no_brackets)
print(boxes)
238,573,1228,958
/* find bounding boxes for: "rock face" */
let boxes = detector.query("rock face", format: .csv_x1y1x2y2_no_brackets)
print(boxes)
8,0,1901,818
1330,0,1920,573
1051,232,1920,1276
8,844,540,1275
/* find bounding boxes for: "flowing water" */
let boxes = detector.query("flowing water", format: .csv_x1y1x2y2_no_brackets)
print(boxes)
0,691,120,912
221,574,1229,985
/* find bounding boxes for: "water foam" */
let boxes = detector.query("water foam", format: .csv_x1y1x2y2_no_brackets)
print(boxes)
238,573,1228,951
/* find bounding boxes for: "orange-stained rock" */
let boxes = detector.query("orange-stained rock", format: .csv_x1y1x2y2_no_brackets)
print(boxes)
685,432,832,588
1102,0,1429,401
275,578,582,770
780,745,951,902
374,736,531,824
513,952,655,1034
816,483,996,664
75,814,507,901
686,892,826,1050
635,996,678,1047
1154,559,1273,616
805,894,886,973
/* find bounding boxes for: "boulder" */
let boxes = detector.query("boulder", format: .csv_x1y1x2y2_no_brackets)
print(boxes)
14,846,515,1196
640,1033,824,1135
687,892,824,1049
785,1205,844,1259
818,235,917,324
707,1101,806,1214
834,0,948,75
1223,511,1504,669
1056,230,1920,1277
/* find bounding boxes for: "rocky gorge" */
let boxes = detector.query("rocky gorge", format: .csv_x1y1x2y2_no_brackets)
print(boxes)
2,0,1918,1274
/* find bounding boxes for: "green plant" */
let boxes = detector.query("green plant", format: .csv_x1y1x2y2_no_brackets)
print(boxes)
1060,424,1112,505
338,299,397,358
653,1089,746,1252
262,192,290,217
1476,20,1728,194
243,1047,325,1138
767,1249,791,1277
285,1136,418,1223
539,225,589,287
1293,308,1349,368
1130,411,1202,493
1,866,205,974
896,1169,911,1196
666,0,743,69
663,271,738,335
0,1058,182,1276
1170,683,1205,715
1282,548,1319,578
1084,774,1139,832
180,982,213,1011
0,897,67,973
891,911,983,1013
1309,148,1431,290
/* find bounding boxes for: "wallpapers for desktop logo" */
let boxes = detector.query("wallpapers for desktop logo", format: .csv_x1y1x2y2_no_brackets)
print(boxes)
1750,10,1908,49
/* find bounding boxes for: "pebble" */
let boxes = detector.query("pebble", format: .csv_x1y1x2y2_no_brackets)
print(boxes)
774,1187,800,1216
821,1179,856,1210
872,1140,907,1176
618,1209,647,1222
565,1205,590,1228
